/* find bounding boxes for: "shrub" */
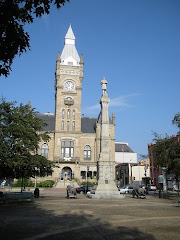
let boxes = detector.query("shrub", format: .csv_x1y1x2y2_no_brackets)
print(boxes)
13,178,34,187
82,182,95,187
37,180,54,188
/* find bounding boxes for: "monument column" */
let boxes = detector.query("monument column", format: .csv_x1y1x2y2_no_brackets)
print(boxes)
92,78,124,198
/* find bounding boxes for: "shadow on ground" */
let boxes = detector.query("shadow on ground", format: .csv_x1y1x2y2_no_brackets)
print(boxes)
0,197,156,240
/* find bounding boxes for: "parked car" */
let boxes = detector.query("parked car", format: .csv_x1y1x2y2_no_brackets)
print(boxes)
76,186,92,194
119,185,134,194
147,184,157,191
90,185,97,194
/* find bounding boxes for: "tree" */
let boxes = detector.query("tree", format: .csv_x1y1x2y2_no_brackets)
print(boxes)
0,99,54,182
151,128,180,185
172,113,180,135
0,0,69,77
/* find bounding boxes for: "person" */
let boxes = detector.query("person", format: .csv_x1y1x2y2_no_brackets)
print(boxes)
132,186,139,198
34,188,39,198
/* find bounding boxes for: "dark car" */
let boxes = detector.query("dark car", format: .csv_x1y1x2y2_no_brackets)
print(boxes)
76,186,92,194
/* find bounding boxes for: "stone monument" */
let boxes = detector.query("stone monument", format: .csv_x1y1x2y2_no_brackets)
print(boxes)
89,78,124,199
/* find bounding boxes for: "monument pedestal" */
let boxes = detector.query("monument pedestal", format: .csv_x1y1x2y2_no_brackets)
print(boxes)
87,161,124,199
87,191,124,199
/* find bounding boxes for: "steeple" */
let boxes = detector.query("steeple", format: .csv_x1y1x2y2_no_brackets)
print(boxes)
61,24,80,66
65,24,75,44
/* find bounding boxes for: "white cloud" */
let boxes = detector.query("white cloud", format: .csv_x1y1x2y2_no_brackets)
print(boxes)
82,93,140,115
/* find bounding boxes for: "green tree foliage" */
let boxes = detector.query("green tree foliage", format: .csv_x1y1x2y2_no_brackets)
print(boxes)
172,112,180,135
0,99,53,180
0,0,69,77
151,118,180,181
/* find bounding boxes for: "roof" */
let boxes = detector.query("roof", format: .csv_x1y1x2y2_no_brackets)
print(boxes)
115,143,134,153
81,117,97,133
37,114,97,133
61,25,80,65
61,44,80,64
65,24,75,40
37,114,55,132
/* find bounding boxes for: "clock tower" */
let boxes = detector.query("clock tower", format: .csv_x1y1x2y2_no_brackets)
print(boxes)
54,25,84,161
37,25,117,188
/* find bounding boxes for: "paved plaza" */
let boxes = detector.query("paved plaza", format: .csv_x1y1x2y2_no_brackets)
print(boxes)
0,189,180,240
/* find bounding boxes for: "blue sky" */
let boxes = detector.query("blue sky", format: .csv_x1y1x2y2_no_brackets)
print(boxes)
1,0,180,158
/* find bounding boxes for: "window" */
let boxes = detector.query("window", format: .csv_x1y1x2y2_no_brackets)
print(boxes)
81,171,86,179
41,143,49,159
61,141,74,158
73,110,75,120
62,109,65,119
84,145,91,160
67,109,70,119
72,121,75,130
67,121,70,130
61,120,64,130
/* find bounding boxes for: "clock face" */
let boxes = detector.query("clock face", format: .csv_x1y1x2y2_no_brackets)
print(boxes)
64,81,75,91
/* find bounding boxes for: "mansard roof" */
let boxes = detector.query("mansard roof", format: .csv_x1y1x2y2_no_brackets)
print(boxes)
37,114,97,133
38,113,55,132
81,117,97,133
115,142,134,153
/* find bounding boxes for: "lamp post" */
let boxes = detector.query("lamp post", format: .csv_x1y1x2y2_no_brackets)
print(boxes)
34,167,38,189
144,166,147,186
87,166,90,194
131,165,133,185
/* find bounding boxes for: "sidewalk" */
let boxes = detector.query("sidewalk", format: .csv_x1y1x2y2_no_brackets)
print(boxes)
0,190,179,240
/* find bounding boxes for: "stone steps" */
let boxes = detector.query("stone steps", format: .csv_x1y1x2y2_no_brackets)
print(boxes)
54,181,79,189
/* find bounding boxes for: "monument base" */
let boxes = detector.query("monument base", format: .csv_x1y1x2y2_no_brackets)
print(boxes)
87,181,125,199
87,191,124,199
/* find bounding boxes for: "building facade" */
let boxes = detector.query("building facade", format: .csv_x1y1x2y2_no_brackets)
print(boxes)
37,25,115,183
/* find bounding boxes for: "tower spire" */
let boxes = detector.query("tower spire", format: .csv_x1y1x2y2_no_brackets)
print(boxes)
61,24,80,66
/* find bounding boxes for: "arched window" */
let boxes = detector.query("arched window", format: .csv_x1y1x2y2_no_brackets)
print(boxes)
67,109,70,119
62,109,65,119
61,120,64,130
84,145,91,160
72,121,75,130
67,121,70,130
73,110,75,120
41,143,49,159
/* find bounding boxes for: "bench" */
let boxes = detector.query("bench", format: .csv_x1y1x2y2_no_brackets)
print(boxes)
0,192,33,202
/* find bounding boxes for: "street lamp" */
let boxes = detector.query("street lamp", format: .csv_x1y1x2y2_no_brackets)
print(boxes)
86,166,90,194
144,166,147,187
34,167,38,189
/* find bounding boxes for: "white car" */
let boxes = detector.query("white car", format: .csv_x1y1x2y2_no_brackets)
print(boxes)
147,184,157,191
119,185,134,194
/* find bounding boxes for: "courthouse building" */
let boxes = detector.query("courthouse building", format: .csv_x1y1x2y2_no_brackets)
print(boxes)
37,25,116,182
